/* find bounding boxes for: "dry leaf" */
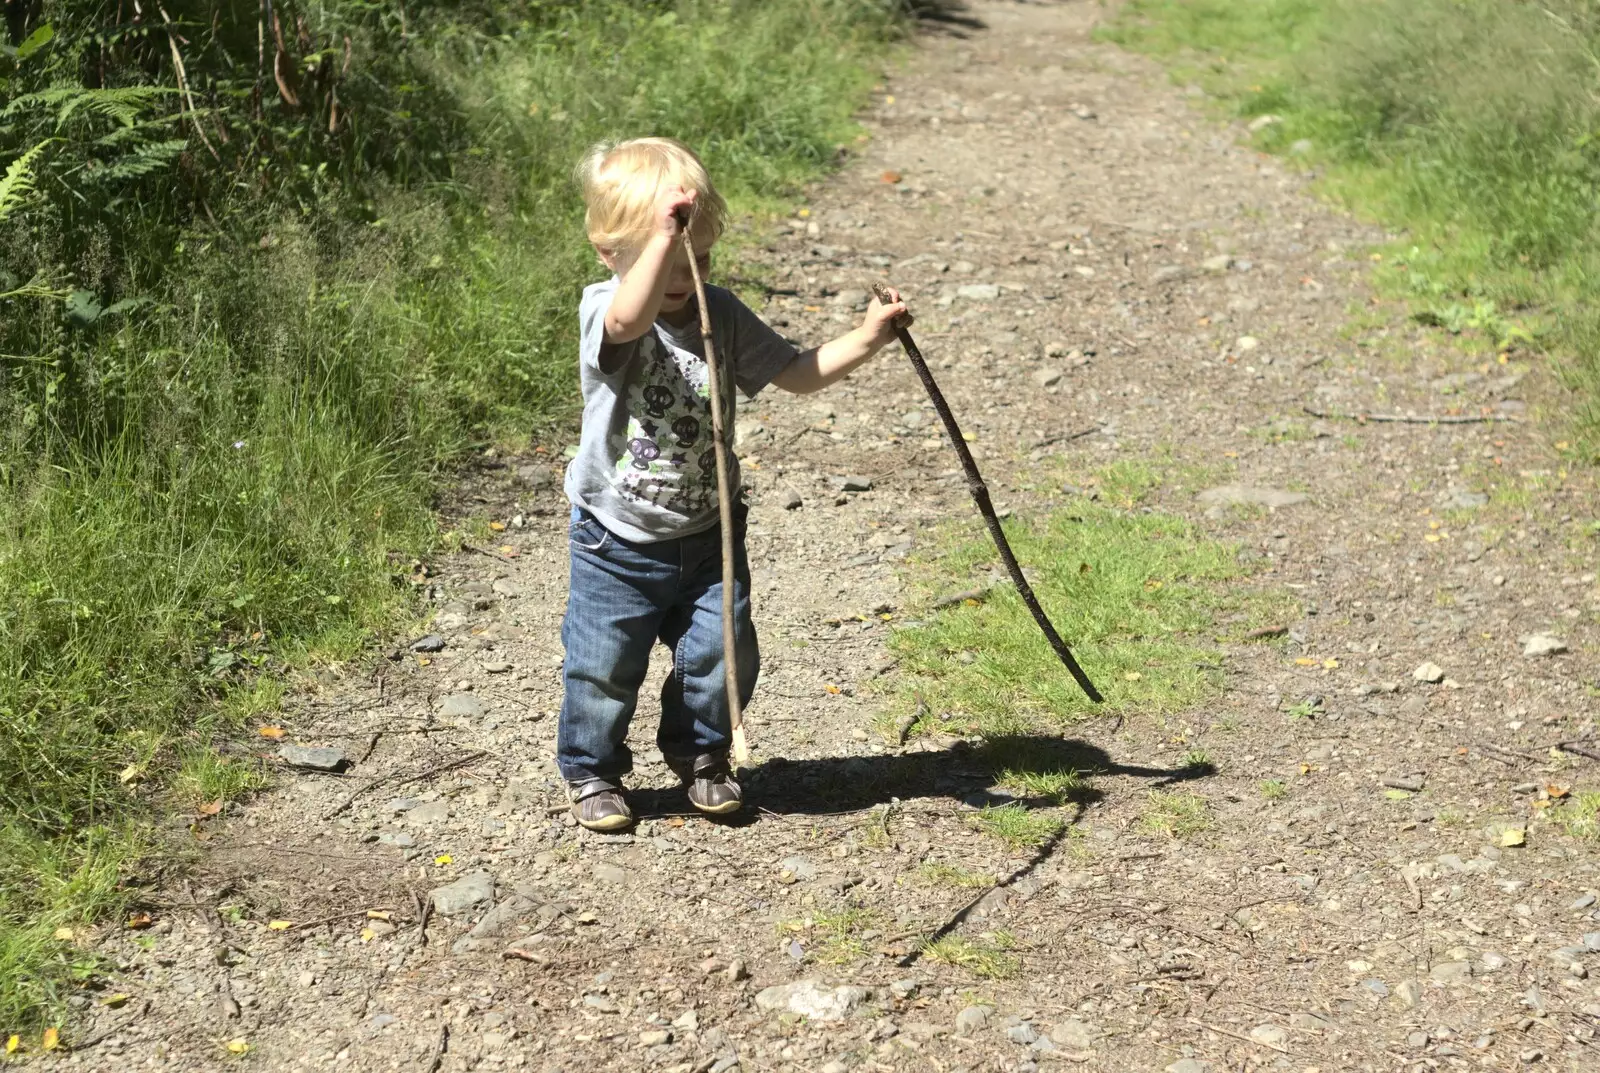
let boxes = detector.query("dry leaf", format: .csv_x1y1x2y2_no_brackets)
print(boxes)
197,800,222,817
1293,657,1318,666
125,912,152,930
101,993,130,1008
41,1028,59,1052
797,208,810,218
1547,784,1571,799
489,521,506,532
1079,562,1091,575
1322,658,1339,670
1499,827,1526,847
434,854,453,866
267,920,293,931
803,305,821,313
880,170,903,184
6,1034,20,1055
667,816,685,827
118,764,142,785
417,657,431,666
52,927,74,941
225,1039,249,1055
360,927,376,942
498,545,519,557
257,725,285,740
366,909,391,921
1123,671,1142,681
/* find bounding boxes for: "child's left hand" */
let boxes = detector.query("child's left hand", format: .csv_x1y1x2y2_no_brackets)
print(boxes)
861,287,911,349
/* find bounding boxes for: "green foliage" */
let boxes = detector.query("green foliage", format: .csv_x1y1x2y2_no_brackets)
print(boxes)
0,0,911,1032
971,803,1064,848
1105,0,1600,459
1138,791,1214,840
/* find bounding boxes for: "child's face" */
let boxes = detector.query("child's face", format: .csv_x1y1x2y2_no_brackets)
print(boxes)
603,232,714,314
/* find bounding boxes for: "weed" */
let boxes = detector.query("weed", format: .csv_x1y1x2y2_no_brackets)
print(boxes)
922,932,1019,979
779,908,884,965
914,862,997,889
1139,792,1215,839
1180,749,1213,770
971,804,1064,849
1285,699,1319,720
994,767,1085,805
1259,779,1288,799
1554,792,1600,841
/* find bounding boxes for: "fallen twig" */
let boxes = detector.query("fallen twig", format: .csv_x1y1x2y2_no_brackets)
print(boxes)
1557,739,1600,762
423,1024,449,1073
1303,406,1517,425
322,749,488,820
928,585,994,612
286,908,395,933
1188,1018,1297,1056
1477,741,1539,763
1031,423,1103,450
460,542,516,563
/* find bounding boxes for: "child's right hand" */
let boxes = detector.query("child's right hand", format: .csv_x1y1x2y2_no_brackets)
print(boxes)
658,186,698,240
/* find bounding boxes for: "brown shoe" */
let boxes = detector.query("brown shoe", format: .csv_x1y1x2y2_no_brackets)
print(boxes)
567,778,633,831
665,753,742,816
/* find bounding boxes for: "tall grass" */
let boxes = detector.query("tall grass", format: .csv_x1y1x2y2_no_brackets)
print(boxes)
1105,0,1600,458
0,0,907,1032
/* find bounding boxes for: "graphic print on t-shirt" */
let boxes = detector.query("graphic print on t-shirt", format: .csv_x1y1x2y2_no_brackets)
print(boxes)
611,331,730,514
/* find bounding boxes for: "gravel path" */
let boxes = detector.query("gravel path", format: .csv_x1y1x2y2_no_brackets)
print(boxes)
61,3,1599,1071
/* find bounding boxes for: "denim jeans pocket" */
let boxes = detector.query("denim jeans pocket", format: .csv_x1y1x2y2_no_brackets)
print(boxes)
569,514,611,553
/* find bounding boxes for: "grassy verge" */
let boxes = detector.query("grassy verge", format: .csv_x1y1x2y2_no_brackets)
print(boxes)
0,0,907,1035
1101,0,1600,461
886,460,1287,739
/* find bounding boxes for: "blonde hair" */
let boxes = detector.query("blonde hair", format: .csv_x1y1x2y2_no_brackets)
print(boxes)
576,137,728,253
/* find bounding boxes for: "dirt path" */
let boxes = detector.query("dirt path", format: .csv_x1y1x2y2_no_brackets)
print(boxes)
64,3,1599,1071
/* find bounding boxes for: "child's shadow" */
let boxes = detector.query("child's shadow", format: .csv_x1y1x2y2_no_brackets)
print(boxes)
630,734,1215,821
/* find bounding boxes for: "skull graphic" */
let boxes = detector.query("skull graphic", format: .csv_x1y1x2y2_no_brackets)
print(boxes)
627,437,661,470
641,384,674,419
671,415,700,447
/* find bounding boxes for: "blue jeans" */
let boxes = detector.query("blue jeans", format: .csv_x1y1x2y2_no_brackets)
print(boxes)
556,505,759,784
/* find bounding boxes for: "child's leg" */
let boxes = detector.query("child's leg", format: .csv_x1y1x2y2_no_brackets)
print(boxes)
557,510,673,786
656,506,759,762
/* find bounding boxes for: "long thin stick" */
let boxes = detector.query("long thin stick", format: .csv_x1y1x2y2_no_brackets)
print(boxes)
872,282,1102,703
1302,406,1517,425
681,217,749,763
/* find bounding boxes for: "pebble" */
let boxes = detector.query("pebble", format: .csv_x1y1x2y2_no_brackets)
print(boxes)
482,661,512,674
780,855,818,880
1050,1018,1096,1049
1201,254,1233,273
839,475,873,492
1570,892,1597,910
1360,979,1389,998
782,488,803,510
1522,634,1567,658
1249,1024,1287,1048
491,579,520,597
1429,960,1472,984
956,283,1000,301
1412,662,1446,684
408,800,449,825
593,862,629,885
430,872,494,915
672,1010,699,1031
821,1062,848,1073
297,971,315,989
1006,1023,1038,1045
1480,952,1509,973
1195,485,1308,511
409,634,446,653
376,831,415,847
1394,979,1422,1008
1290,1012,1330,1032
1166,1060,1210,1073
754,981,868,1022
954,1005,991,1036
278,745,347,772
639,1029,672,1046
1150,264,1188,284
1032,367,1063,388
439,693,487,719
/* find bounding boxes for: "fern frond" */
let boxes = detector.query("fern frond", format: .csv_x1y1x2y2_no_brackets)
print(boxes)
0,140,54,223
84,139,189,185
4,85,178,129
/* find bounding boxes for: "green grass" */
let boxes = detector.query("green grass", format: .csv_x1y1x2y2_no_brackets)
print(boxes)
914,862,997,890
1103,0,1600,459
889,465,1281,735
1138,791,1215,840
1259,779,1288,800
922,932,1019,979
780,907,886,966
0,0,910,1034
1553,792,1600,842
971,804,1064,849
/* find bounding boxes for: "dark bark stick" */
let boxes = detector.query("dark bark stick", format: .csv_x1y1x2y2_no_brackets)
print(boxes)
1303,406,1517,425
682,219,748,763
871,283,1102,703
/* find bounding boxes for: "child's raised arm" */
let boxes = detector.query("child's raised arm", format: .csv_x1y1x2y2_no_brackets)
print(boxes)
602,186,699,343
770,287,910,395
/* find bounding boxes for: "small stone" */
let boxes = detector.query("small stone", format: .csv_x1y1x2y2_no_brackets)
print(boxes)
954,1005,991,1036
1195,485,1308,511
889,979,919,1000
839,475,873,493
407,800,450,825
1050,1019,1096,1049
1412,662,1446,684
376,831,415,847
1430,961,1472,984
821,1062,848,1073
430,872,494,915
1360,979,1389,998
639,1029,671,1047
1522,634,1567,658
480,817,505,836
491,579,520,597
385,797,420,813
278,745,348,772
1235,335,1259,351
723,959,748,982
1394,979,1422,1008
439,694,487,719
593,862,629,885
1201,254,1233,273
1248,114,1280,133
1248,1024,1287,1048
297,971,316,989
1584,932,1600,951
1480,952,1508,973
1150,264,1188,284
672,1010,699,1031
956,283,1000,301
779,856,817,880
482,661,512,674
754,981,867,1022
1032,367,1063,388
1570,893,1597,911
1006,1023,1038,1045
409,634,446,653
1290,1012,1330,1032
583,994,619,1014
468,896,533,939
1166,1060,1210,1073
1044,341,1069,357
783,488,803,510
1447,490,1488,510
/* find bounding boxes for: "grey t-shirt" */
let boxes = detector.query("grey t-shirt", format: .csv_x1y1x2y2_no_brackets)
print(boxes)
564,277,798,543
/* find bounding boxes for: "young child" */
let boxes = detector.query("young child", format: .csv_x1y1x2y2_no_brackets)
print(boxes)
559,137,909,831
